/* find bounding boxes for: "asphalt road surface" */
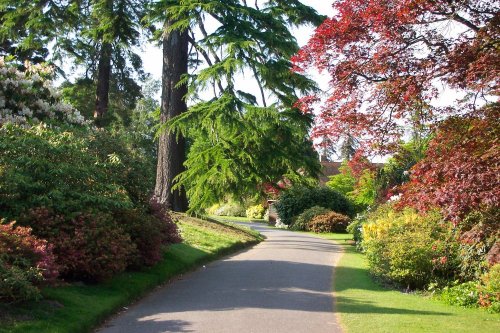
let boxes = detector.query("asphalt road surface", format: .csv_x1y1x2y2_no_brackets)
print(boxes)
98,222,343,333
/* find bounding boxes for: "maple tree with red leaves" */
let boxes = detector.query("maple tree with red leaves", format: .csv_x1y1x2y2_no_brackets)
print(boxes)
293,0,499,153
399,104,499,223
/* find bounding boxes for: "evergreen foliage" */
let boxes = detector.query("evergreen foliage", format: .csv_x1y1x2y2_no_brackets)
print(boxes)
148,0,324,211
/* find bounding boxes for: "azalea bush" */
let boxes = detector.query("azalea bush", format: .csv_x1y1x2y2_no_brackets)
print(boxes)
0,221,58,302
362,205,459,289
291,206,331,231
308,212,350,233
0,58,84,125
245,204,265,219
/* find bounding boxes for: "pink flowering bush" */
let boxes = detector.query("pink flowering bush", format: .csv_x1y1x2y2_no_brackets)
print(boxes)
0,57,84,126
20,208,135,282
0,220,58,302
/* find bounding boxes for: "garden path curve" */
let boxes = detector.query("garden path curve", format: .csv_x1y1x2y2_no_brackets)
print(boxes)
97,222,343,333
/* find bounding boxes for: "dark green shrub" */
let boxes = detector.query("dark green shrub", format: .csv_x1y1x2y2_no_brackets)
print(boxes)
308,212,350,233
291,206,331,231
0,221,58,303
362,206,460,289
275,186,354,225
0,124,156,221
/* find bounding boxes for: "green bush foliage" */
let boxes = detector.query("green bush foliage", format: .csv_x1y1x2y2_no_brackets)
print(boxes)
362,205,459,289
0,221,58,302
275,186,354,225
457,208,499,281
346,213,366,249
439,281,480,308
245,204,265,219
308,212,350,233
0,124,154,220
291,206,331,231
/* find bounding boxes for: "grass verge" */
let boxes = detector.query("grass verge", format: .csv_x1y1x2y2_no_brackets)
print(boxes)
0,215,263,333
315,233,500,333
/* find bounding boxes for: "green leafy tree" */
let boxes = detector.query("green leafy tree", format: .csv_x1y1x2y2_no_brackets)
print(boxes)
149,0,324,211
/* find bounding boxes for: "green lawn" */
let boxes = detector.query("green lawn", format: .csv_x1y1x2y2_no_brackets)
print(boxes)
0,215,263,333
315,233,500,333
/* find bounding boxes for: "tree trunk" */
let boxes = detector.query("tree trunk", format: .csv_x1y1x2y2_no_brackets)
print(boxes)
94,42,112,122
153,20,189,212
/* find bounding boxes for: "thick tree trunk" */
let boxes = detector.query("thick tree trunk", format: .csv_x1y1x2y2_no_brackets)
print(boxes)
94,42,112,121
153,20,189,212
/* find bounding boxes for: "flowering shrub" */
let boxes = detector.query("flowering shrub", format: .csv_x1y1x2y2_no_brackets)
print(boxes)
0,58,84,126
246,204,265,219
206,201,246,217
291,206,331,231
308,212,350,233
478,264,500,313
20,208,135,282
362,205,459,289
0,220,58,302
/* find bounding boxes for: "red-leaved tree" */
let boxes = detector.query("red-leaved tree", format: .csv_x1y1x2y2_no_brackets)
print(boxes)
399,104,499,223
293,0,499,153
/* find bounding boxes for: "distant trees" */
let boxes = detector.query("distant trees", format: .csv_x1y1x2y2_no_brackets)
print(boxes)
0,0,147,124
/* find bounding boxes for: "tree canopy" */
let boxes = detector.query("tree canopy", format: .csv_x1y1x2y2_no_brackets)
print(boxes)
293,0,499,153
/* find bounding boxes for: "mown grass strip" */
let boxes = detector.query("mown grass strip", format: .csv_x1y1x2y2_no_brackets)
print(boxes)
315,233,500,333
0,216,263,333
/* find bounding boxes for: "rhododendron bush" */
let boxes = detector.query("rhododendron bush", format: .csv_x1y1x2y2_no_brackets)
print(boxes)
0,221,58,302
0,58,84,125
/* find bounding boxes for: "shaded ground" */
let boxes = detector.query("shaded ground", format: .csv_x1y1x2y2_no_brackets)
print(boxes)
98,223,343,333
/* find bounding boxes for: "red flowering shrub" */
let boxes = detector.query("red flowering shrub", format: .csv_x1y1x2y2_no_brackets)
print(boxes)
400,105,500,223
21,208,135,281
113,208,180,267
0,220,58,302
308,212,350,233
149,199,182,246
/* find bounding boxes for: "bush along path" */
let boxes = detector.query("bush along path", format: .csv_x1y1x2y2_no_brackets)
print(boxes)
97,222,343,333
315,233,500,333
0,215,263,333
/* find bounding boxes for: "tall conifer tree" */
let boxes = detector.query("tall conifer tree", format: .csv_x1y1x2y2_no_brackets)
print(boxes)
149,0,325,211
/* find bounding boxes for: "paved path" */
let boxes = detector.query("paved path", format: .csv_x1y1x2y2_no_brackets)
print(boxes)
98,222,343,333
